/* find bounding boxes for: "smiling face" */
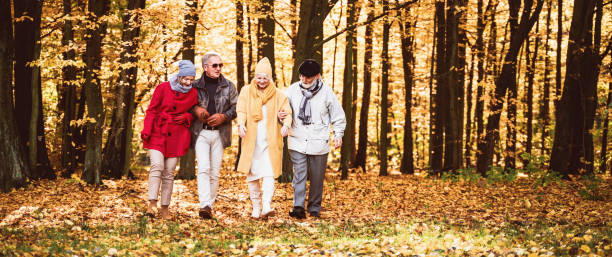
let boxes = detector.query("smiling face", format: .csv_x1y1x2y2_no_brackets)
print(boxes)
180,76,195,87
255,73,270,89
203,55,223,79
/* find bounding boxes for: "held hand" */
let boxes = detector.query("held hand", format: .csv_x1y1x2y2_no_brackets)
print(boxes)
238,124,247,138
334,137,342,148
277,110,288,121
173,114,188,125
194,106,210,122
207,113,227,127
280,125,289,137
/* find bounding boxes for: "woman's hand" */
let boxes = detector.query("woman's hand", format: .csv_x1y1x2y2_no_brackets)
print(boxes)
173,114,188,125
238,124,247,138
277,110,288,121
280,125,289,137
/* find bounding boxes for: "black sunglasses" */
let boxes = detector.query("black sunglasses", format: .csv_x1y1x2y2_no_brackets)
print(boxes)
207,63,223,68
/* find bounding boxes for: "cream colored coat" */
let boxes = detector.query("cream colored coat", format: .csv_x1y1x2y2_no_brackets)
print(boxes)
236,85,292,178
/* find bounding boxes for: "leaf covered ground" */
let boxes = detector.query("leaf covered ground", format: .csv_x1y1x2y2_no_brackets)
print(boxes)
0,166,610,256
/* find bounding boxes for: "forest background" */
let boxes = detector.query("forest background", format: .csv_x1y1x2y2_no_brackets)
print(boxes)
0,0,611,255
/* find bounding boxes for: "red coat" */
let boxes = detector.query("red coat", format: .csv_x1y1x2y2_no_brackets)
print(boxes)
141,82,198,158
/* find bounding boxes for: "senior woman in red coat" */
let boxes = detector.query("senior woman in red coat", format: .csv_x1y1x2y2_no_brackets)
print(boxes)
141,60,198,220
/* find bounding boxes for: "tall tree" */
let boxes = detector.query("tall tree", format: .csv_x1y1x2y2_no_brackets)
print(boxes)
58,0,83,178
354,0,375,171
102,0,146,179
177,0,199,180
431,0,445,175
290,0,339,81
235,0,245,171
257,0,275,79
525,20,540,163
340,0,357,179
399,6,415,174
14,0,55,180
550,0,599,176
477,0,543,176
0,0,30,192
379,0,390,176
540,0,552,156
554,0,562,107
82,0,110,185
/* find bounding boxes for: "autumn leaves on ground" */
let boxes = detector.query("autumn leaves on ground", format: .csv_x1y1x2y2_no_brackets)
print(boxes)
0,161,610,256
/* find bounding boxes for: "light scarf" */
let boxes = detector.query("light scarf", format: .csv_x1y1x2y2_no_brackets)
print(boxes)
169,74,193,94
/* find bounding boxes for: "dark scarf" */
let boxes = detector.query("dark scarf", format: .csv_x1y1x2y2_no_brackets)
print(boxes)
298,78,323,125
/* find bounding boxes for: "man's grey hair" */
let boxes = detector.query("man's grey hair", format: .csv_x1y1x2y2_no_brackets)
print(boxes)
201,51,222,67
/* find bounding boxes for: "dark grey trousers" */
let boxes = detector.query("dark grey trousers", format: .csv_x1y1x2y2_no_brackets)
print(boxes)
289,150,328,213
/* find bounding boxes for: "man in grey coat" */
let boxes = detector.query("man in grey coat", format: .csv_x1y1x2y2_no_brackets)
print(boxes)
278,59,346,218
190,52,238,219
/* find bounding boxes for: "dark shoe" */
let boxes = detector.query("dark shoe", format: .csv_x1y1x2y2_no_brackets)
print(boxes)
309,211,320,218
199,206,213,219
289,206,306,219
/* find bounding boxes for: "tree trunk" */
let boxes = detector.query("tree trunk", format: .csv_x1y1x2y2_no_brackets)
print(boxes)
554,0,562,108
550,0,598,177
14,0,54,180
477,0,543,176
431,0,445,175
379,0,390,176
478,0,498,151
602,82,611,173
349,3,362,168
465,52,475,167
82,0,110,185
540,0,552,156
235,0,245,171
59,0,81,178
443,0,462,172
177,0,199,180
0,0,30,192
290,0,339,82
340,0,357,180
525,20,539,164
102,0,146,179
354,0,375,171
400,7,415,174
257,0,275,80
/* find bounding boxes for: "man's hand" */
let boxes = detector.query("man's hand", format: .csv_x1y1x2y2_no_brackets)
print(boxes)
207,113,227,127
277,110,288,121
280,125,289,137
173,114,188,125
334,137,342,148
238,124,247,138
194,106,210,122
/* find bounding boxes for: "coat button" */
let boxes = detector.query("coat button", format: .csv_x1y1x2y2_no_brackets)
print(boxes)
168,132,171,136
173,106,176,110
176,93,179,96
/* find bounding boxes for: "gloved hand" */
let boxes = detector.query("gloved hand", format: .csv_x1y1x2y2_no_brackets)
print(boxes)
238,124,247,138
173,113,189,125
207,113,227,127
280,125,289,137
194,106,210,122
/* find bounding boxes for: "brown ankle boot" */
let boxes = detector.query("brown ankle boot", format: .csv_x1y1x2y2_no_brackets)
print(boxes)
160,205,171,220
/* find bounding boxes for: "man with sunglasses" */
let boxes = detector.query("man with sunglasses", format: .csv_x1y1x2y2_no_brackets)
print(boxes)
189,52,238,219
